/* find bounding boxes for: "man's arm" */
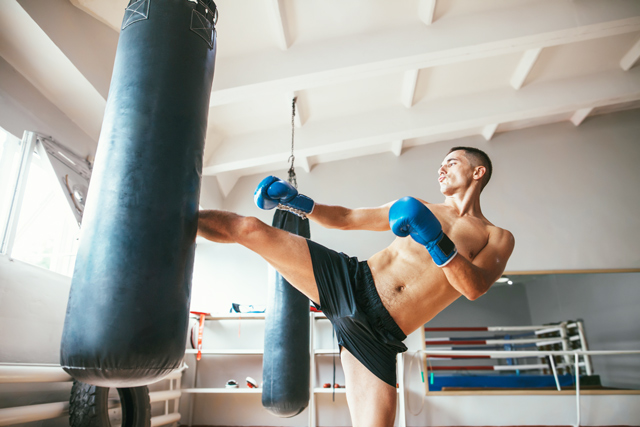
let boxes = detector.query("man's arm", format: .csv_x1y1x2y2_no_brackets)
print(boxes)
308,203,393,232
254,175,392,231
442,228,515,300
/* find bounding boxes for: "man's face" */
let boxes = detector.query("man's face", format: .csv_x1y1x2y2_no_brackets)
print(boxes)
438,150,474,195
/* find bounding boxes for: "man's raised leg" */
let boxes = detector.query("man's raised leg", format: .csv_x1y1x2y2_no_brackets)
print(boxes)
341,348,397,427
197,210,320,304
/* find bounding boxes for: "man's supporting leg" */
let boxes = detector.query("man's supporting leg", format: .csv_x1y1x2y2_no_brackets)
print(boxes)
197,210,320,304
341,348,397,427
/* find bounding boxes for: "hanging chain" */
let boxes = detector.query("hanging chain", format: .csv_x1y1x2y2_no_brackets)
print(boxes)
287,97,298,188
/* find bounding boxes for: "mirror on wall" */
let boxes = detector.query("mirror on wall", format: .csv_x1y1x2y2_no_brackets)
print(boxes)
422,271,640,392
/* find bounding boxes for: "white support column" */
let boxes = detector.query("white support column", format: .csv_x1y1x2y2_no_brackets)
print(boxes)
308,313,316,427
418,0,437,26
267,0,290,50
397,353,406,427
570,107,593,126
620,37,640,71
481,123,499,141
510,48,543,90
298,156,312,173
401,69,420,108
215,171,240,198
172,375,181,427
575,353,581,427
390,140,404,157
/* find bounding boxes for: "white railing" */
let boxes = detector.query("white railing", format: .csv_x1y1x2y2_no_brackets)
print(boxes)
420,349,640,427
0,364,184,427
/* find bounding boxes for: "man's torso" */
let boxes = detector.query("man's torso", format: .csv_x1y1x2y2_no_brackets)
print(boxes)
367,202,496,335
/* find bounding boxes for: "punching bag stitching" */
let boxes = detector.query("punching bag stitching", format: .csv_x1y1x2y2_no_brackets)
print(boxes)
190,9,215,48
122,0,150,30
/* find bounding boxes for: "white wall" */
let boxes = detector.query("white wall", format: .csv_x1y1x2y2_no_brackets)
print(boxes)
0,255,72,426
0,56,96,157
0,256,71,364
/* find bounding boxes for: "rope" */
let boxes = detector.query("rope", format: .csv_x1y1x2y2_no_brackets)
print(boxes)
287,97,298,188
406,351,426,416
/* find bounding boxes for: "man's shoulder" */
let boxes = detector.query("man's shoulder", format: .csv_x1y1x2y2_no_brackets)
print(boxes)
486,224,515,251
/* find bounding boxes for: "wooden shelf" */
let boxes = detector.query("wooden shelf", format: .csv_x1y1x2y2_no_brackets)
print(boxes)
182,388,261,394
314,349,339,355
313,387,346,394
184,349,263,355
313,388,400,394
190,313,266,320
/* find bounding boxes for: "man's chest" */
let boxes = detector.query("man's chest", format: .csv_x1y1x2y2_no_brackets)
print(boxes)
431,209,490,260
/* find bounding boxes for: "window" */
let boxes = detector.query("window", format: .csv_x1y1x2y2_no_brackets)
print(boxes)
0,128,22,236
1,130,86,277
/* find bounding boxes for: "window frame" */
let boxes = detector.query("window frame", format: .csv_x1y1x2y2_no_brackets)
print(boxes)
1,131,37,257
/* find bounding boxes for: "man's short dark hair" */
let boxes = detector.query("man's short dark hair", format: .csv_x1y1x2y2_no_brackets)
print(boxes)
448,146,493,190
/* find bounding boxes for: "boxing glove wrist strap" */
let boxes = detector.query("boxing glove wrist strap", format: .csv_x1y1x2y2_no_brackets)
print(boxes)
427,232,458,267
277,194,315,219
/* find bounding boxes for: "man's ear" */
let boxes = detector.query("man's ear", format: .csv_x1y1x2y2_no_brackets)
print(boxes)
473,166,486,182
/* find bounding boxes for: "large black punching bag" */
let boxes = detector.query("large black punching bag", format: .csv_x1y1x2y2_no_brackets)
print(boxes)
262,210,311,417
60,0,217,387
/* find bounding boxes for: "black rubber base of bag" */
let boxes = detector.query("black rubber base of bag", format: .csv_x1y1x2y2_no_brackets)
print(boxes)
69,380,151,427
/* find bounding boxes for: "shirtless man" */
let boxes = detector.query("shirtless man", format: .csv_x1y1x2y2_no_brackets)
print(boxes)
197,146,515,426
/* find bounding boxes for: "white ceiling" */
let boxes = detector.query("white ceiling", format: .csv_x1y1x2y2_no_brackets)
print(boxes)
1,0,640,198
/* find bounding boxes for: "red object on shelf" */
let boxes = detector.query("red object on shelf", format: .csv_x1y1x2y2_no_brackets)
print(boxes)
190,311,210,361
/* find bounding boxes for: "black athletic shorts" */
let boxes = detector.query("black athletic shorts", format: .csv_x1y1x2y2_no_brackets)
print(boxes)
307,239,408,387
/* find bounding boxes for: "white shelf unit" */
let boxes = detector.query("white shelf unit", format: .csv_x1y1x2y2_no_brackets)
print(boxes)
182,312,407,427
181,313,267,426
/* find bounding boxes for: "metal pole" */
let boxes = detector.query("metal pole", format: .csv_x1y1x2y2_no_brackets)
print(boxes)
309,312,317,427
559,322,572,372
0,365,72,383
187,356,198,427
548,355,561,391
576,321,593,375
575,353,581,427
0,402,69,426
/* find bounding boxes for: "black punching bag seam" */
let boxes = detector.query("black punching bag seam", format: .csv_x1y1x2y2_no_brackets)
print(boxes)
122,0,150,30
191,10,215,49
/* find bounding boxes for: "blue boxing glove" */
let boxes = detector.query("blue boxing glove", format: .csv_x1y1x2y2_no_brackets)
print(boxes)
389,197,457,267
254,176,315,218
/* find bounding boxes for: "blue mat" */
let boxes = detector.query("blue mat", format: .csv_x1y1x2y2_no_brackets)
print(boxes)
427,374,601,391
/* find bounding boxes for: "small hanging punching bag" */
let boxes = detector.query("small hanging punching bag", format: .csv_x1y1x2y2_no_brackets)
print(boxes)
60,0,217,387
262,210,311,417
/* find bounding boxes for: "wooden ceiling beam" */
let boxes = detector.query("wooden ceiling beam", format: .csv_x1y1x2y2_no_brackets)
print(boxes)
204,68,640,182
